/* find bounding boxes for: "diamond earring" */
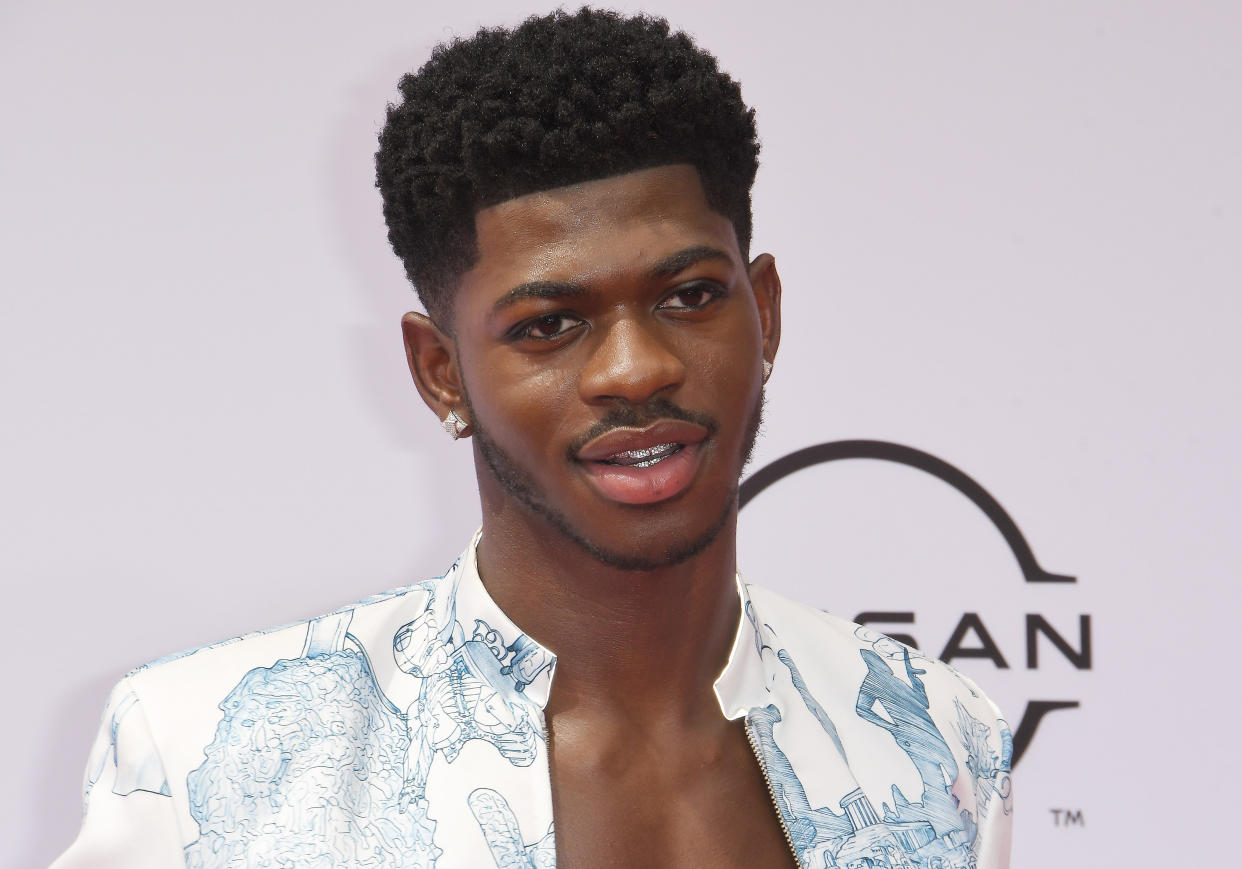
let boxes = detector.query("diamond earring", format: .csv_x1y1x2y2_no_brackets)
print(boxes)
442,409,469,440
762,360,773,383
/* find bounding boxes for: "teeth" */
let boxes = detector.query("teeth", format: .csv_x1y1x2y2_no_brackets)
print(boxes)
620,445,669,460
604,443,683,467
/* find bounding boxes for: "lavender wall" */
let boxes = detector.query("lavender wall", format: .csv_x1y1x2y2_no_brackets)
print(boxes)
3,1,1238,865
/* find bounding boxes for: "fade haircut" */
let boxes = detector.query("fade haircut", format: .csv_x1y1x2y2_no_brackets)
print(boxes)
375,6,761,324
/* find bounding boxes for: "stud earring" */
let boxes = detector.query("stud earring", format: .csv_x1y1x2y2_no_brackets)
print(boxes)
762,360,773,383
442,409,469,440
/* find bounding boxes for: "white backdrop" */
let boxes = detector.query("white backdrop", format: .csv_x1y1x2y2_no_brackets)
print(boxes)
3,1,1239,866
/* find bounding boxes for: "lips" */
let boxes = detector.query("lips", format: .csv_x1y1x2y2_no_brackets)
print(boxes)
575,420,709,505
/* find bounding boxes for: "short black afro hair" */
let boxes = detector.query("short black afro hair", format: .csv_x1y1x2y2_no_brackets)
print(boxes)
375,6,760,323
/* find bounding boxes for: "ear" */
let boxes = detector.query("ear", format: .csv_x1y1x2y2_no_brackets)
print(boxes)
400,312,473,438
747,253,782,368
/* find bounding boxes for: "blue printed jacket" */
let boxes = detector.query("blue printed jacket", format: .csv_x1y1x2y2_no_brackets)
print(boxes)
54,534,1013,868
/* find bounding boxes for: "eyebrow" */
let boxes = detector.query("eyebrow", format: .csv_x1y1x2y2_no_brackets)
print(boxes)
645,245,733,280
491,280,587,311
491,244,734,312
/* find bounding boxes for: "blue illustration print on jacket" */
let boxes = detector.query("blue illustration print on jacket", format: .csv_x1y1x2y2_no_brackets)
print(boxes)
857,647,964,837
469,788,556,868
391,576,549,811
183,614,439,868
954,699,1013,824
744,603,1001,869
182,568,554,868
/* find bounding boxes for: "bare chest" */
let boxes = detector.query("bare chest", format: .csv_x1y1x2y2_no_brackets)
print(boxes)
547,721,798,869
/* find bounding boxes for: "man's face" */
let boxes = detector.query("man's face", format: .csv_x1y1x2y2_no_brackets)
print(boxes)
446,164,780,570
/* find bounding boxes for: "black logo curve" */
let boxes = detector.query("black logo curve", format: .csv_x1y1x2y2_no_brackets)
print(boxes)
740,439,1074,584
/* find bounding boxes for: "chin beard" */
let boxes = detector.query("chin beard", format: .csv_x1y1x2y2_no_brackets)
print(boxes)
463,389,765,572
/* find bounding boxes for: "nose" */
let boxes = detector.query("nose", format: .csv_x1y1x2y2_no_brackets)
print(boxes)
578,315,686,406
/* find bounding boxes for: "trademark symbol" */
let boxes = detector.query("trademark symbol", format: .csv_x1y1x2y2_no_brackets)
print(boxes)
1050,808,1085,827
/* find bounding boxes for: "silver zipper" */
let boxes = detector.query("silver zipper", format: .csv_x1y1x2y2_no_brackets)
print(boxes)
539,714,557,868
744,715,804,869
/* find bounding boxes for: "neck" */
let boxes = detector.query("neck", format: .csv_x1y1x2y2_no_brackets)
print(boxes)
474,492,742,729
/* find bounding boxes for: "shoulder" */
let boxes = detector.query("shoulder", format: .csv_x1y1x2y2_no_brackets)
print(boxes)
111,574,450,773
744,581,1011,742
127,577,440,685
742,581,1015,862
70,573,458,866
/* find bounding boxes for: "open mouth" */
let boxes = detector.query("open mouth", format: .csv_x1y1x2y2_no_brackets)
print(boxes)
598,442,685,468
575,420,710,505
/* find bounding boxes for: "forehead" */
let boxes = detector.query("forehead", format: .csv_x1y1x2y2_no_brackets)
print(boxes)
458,164,740,306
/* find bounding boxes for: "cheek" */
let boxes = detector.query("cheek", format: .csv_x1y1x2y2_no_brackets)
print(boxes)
683,326,762,396
468,352,578,444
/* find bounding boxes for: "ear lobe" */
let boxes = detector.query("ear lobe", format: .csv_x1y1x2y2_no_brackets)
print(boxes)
400,312,472,434
747,253,783,368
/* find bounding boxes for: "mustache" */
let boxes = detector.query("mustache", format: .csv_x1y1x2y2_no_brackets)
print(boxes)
566,397,719,459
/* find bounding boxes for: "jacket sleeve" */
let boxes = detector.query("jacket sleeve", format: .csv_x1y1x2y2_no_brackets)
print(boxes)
975,733,1014,867
974,752,1014,867
963,682,1015,869
50,678,187,869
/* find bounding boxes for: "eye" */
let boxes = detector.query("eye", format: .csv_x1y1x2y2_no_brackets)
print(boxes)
658,282,724,311
514,313,583,341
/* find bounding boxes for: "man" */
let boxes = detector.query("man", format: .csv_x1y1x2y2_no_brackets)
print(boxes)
55,8,1012,868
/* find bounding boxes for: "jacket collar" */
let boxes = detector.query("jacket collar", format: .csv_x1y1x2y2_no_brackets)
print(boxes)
712,577,776,720
450,532,771,718
450,530,558,708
